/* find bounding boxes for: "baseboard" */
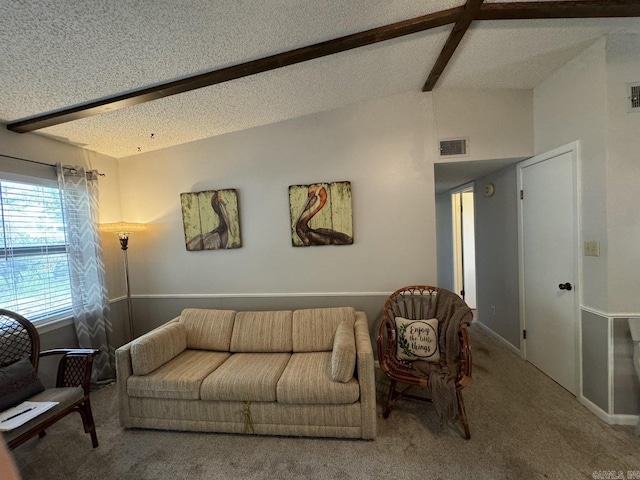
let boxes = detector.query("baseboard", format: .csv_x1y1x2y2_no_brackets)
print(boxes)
472,320,523,357
579,395,639,426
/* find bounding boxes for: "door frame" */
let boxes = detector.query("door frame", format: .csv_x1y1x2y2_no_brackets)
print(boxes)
517,141,582,392
450,182,477,306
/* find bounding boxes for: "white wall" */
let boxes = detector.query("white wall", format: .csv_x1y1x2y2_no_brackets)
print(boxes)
605,34,640,314
433,89,533,162
534,38,609,312
117,88,535,300
118,92,438,296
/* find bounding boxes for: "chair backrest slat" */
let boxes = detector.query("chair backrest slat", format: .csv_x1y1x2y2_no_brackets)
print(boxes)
0,309,40,371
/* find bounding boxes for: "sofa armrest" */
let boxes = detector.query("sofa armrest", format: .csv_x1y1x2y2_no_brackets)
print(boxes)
115,344,134,427
354,311,376,439
115,317,180,427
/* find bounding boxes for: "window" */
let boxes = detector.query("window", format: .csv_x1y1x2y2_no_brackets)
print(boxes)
0,177,72,322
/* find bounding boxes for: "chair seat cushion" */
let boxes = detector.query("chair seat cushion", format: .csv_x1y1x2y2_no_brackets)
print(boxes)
128,350,230,400
201,353,291,402
277,352,359,405
1,387,84,445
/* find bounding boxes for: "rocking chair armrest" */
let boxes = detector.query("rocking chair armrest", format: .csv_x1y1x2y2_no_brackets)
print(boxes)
458,324,472,385
40,349,98,393
40,348,98,358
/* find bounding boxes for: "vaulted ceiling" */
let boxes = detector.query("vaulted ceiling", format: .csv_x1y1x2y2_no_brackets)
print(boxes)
1,1,639,159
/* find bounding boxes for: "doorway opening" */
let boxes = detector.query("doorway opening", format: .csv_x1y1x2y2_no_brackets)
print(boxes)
451,184,476,309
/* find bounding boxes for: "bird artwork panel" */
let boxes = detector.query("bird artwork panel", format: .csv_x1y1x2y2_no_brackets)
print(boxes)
180,189,241,251
289,181,353,247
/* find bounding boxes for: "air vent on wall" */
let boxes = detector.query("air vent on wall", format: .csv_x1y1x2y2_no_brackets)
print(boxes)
439,138,469,157
627,82,640,112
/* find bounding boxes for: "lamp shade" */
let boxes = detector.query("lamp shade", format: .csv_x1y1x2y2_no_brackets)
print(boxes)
100,222,146,234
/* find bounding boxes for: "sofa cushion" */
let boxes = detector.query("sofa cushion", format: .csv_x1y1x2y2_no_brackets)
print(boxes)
292,307,356,352
331,322,356,382
230,311,293,353
131,322,187,376
201,353,291,402
128,350,230,400
180,309,236,351
277,352,359,404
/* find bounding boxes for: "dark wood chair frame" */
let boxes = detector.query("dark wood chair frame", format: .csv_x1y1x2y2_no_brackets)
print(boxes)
0,309,99,450
377,285,473,439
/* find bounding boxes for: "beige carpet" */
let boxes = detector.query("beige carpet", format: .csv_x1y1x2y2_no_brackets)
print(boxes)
9,324,640,480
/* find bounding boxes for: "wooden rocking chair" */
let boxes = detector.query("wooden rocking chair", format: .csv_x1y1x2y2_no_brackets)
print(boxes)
377,285,473,439
0,309,99,450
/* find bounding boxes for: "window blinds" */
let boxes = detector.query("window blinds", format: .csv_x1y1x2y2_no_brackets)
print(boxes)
0,178,72,321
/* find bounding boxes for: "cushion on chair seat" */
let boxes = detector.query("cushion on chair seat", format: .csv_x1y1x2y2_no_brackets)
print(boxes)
1,387,84,445
201,353,291,402
276,352,359,405
128,350,230,400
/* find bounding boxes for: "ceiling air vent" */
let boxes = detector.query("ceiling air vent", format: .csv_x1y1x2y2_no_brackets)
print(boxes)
439,138,469,157
627,82,640,112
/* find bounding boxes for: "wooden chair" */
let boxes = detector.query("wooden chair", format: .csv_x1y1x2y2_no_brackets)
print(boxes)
0,309,99,450
377,285,473,439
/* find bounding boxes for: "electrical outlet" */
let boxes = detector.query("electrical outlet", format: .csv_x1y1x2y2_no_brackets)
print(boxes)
584,241,600,257
491,305,496,315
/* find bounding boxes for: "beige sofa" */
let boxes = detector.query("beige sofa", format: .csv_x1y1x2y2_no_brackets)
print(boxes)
115,307,376,439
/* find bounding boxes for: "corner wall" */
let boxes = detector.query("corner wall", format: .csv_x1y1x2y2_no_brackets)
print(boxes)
474,165,521,349
534,35,640,419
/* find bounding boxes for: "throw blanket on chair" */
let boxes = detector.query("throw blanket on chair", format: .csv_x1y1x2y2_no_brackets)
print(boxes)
412,289,472,425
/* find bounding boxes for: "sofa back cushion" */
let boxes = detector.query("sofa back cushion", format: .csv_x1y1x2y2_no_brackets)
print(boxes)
131,322,187,375
230,311,293,352
179,309,236,351
292,307,356,352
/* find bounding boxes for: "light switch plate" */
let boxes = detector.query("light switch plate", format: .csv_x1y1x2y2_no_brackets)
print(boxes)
584,241,600,257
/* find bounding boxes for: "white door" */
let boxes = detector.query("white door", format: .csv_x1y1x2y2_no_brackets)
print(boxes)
518,144,578,394
461,191,477,309
451,185,477,308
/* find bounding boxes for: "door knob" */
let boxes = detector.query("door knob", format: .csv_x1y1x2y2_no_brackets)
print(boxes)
559,282,573,291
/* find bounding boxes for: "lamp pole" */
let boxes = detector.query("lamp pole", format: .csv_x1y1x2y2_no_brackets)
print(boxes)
117,232,135,341
100,222,146,343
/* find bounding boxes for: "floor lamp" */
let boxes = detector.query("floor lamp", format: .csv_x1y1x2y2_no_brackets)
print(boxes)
100,222,146,341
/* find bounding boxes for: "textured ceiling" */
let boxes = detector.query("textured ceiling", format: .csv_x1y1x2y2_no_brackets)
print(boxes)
1,1,639,158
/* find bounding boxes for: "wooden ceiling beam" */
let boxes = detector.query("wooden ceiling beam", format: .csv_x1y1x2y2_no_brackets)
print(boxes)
7,7,462,133
422,0,485,92
477,0,640,20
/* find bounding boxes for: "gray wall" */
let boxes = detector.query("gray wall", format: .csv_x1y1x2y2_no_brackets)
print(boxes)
474,165,521,348
435,192,454,291
581,310,610,412
613,317,640,415
130,295,389,356
38,323,80,388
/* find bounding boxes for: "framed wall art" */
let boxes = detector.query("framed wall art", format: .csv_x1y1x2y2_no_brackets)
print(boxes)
289,181,353,247
180,189,241,251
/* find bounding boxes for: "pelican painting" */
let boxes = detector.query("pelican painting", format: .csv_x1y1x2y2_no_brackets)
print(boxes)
180,189,242,251
289,181,353,247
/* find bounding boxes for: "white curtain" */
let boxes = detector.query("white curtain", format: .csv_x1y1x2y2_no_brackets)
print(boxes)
57,164,114,384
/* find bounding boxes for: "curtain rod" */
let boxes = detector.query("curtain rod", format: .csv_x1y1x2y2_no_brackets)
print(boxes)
0,152,55,167
0,153,105,176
